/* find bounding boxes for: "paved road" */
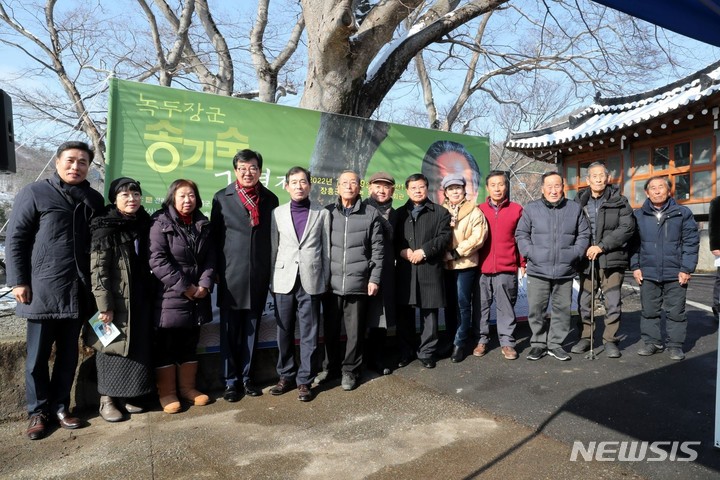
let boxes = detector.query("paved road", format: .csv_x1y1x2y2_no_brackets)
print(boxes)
0,275,717,479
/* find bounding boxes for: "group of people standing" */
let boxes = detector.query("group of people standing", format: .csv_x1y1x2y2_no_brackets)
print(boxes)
5,141,700,441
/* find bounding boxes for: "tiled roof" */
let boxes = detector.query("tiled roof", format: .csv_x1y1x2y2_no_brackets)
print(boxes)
506,61,720,151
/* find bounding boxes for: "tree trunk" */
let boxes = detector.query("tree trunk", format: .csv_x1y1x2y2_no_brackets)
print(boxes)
308,113,389,204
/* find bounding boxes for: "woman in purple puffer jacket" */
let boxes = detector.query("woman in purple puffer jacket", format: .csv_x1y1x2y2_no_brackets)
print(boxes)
149,179,215,414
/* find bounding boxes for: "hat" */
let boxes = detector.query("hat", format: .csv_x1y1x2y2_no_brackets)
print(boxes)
369,171,395,185
108,177,141,203
441,173,466,190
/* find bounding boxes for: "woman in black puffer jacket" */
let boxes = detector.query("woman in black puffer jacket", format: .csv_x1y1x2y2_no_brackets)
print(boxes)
149,179,215,414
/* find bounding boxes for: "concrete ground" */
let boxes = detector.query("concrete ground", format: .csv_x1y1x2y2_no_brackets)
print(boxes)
0,274,718,479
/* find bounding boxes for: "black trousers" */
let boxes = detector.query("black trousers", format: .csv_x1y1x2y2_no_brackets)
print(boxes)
323,294,367,375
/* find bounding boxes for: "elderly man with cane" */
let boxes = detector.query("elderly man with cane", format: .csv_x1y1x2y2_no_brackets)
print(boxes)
571,161,635,358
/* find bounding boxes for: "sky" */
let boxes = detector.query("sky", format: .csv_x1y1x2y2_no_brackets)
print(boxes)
2,0,720,150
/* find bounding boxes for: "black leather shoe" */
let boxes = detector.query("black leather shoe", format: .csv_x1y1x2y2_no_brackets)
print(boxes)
450,345,465,363
27,413,47,440
397,355,416,368
243,381,263,397
419,357,436,369
223,384,240,403
297,384,313,402
56,408,81,429
270,378,296,396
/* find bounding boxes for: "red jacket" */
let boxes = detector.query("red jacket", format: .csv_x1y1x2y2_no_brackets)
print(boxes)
477,197,525,274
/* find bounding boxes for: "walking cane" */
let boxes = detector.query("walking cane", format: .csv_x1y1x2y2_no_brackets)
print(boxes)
585,259,598,360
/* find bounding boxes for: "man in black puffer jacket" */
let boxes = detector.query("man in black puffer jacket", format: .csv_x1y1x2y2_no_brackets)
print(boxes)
321,170,383,392
571,162,635,358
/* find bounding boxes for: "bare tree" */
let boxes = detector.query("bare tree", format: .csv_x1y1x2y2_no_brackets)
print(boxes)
1,0,717,179
410,0,706,137
135,0,195,87
0,1,113,165
249,0,304,102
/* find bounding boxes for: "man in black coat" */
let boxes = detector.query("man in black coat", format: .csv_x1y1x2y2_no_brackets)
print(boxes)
571,162,635,358
364,171,399,375
6,141,104,440
211,149,279,401
395,173,452,369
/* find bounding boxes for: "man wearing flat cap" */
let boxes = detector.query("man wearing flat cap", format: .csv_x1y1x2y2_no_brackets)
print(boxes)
363,172,398,375
440,173,487,363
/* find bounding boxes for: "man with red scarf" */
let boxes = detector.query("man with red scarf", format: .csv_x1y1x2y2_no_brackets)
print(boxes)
211,149,279,402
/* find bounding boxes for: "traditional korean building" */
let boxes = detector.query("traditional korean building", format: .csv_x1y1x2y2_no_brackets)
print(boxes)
506,61,720,269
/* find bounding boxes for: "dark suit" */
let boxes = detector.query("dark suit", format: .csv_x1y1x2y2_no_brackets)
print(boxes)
394,199,452,360
211,183,279,387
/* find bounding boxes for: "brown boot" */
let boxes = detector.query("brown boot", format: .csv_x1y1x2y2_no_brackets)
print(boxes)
178,362,209,406
155,365,182,414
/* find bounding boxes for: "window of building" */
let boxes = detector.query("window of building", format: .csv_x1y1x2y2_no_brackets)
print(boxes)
634,149,650,175
693,136,712,165
629,132,715,207
563,153,622,199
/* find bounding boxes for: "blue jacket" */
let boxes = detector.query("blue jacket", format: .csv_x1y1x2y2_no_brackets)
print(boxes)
515,197,590,280
630,197,699,282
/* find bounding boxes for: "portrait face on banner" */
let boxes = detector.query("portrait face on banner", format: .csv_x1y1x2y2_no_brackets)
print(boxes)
421,140,481,205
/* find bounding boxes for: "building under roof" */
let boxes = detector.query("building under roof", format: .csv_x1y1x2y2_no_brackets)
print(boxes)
506,61,720,219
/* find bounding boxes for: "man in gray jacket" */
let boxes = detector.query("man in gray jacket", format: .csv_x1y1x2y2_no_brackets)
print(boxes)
269,166,331,402
516,171,590,361
322,170,383,391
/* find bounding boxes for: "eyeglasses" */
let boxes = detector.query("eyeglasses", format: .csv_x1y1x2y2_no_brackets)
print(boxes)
236,166,259,174
340,181,359,187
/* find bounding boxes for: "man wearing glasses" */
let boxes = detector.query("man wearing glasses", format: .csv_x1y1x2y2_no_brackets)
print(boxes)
211,149,279,401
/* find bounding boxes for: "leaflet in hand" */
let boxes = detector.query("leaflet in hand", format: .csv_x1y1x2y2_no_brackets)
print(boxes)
88,312,121,347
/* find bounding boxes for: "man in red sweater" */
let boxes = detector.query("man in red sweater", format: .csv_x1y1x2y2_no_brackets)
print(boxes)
473,170,525,360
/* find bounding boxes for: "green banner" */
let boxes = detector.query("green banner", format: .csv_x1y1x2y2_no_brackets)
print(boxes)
106,78,489,211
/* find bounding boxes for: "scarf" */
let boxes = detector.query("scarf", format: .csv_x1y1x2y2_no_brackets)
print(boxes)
90,205,150,253
446,199,465,228
236,182,260,227
411,201,426,221
177,212,193,225
365,197,392,221
53,172,103,213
